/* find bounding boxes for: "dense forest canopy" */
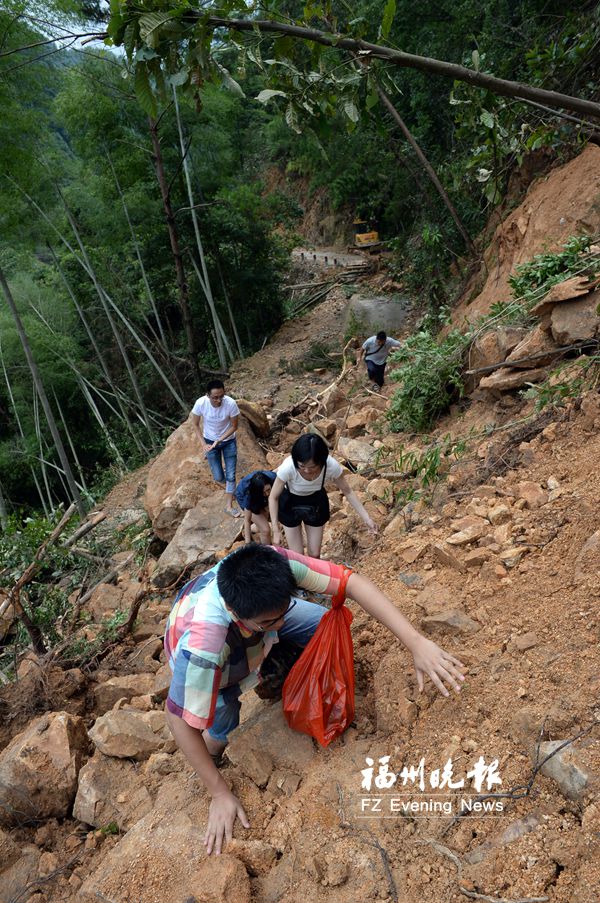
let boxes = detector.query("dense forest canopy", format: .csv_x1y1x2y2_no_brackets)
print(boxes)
0,0,599,515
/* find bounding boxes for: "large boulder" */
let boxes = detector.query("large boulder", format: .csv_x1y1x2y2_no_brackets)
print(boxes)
79,810,251,903
144,415,266,541
152,493,242,588
504,324,562,368
478,366,548,395
93,673,157,715
0,712,89,826
73,752,153,830
88,709,174,761
226,702,315,789
337,436,378,467
550,288,600,345
236,399,270,438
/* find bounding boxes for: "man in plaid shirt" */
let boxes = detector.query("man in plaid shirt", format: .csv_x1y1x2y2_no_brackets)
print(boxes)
165,544,464,856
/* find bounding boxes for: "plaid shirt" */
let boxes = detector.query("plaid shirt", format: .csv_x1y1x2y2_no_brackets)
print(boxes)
164,547,346,730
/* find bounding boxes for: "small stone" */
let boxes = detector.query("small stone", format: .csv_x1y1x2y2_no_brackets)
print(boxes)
488,504,511,525
446,524,484,546
463,549,490,568
537,741,590,800
517,481,548,509
547,476,560,491
510,632,539,653
431,543,465,572
500,547,525,569
421,609,480,635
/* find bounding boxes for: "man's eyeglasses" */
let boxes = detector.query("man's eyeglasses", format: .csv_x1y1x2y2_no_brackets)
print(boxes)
241,597,298,632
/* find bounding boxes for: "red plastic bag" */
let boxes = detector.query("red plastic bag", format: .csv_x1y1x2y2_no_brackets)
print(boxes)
282,567,355,747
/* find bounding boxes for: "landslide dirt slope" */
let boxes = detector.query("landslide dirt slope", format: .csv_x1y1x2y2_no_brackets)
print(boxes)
1,149,599,903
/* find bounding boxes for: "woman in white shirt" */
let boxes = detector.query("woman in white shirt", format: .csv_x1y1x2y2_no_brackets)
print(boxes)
191,380,241,517
269,434,378,558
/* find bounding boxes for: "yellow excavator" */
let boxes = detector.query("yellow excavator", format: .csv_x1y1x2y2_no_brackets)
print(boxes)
351,218,381,252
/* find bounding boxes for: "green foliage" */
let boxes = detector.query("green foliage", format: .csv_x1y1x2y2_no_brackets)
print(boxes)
375,434,467,510
387,329,472,432
508,235,594,303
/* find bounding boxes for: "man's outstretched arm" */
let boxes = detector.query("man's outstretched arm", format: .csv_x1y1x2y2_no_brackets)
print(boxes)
346,573,465,696
165,710,250,855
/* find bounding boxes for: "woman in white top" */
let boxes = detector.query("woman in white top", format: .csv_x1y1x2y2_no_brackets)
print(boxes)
269,434,378,558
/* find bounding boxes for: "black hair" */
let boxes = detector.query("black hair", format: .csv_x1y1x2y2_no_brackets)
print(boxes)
291,433,329,469
206,379,225,394
376,330,387,342
217,545,297,618
247,472,275,514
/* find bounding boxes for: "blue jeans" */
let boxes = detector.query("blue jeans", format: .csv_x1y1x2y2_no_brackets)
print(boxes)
207,597,326,743
205,436,237,494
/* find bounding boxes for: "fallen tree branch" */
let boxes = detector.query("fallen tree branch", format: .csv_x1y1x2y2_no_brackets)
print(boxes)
76,553,135,608
60,510,106,547
465,340,598,375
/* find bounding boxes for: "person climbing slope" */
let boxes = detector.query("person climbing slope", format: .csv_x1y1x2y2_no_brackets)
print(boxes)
191,379,241,518
235,469,276,544
164,543,465,856
357,330,402,390
268,433,378,558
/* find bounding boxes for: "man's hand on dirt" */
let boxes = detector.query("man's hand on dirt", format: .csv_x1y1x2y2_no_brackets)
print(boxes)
204,788,250,855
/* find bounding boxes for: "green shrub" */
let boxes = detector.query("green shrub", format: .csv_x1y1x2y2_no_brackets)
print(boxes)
387,330,472,432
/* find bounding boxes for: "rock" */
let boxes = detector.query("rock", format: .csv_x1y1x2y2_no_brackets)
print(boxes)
550,288,600,344
537,740,590,800
236,399,270,438
421,609,480,635
73,752,153,830
86,581,139,623
504,324,561,368
509,632,539,653
468,327,527,386
399,540,427,564
153,662,172,701
365,478,391,501
0,828,19,871
573,530,600,586
225,839,277,876
487,504,511,525
226,703,315,787
0,845,41,903
374,651,418,732
478,367,548,394
499,547,525,569
310,418,337,440
517,481,548,509
530,275,598,318
431,542,465,572
398,571,424,588
94,673,156,715
88,709,172,761
152,493,242,588
345,410,368,438
322,385,347,416
0,712,88,827
446,524,485,545
266,770,302,798
144,415,265,542
79,811,251,903
463,548,491,568
337,436,377,467
579,391,600,430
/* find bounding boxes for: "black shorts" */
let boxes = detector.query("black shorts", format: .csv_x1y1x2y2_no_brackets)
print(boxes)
278,486,330,528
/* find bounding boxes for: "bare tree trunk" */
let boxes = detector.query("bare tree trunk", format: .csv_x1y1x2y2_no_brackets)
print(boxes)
0,481,8,531
373,82,475,252
148,115,200,380
48,244,145,451
172,87,231,369
215,252,243,356
106,149,169,350
51,387,88,494
0,265,86,518
0,335,50,516
64,207,155,449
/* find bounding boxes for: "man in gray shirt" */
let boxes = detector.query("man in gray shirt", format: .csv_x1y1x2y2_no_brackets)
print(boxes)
358,330,402,390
